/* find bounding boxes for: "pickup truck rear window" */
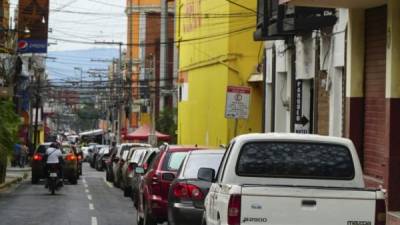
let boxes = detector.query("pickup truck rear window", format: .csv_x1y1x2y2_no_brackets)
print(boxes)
236,142,355,180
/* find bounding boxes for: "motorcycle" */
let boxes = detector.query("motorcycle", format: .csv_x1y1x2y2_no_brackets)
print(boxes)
47,164,62,195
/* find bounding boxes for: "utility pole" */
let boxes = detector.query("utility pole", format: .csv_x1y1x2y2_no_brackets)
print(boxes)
160,0,168,111
94,41,123,143
33,68,42,150
148,54,157,146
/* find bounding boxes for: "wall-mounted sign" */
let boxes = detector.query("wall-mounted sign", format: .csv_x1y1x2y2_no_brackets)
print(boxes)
17,0,49,53
294,80,310,134
225,86,251,119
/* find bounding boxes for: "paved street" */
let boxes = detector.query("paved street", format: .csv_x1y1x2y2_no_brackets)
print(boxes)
0,164,136,225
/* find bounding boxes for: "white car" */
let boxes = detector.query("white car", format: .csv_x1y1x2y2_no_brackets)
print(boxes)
201,133,386,225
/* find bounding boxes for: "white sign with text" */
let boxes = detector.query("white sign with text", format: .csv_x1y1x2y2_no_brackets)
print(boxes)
225,86,251,119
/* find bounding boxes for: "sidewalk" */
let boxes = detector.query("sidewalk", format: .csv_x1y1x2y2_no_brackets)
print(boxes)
0,167,30,190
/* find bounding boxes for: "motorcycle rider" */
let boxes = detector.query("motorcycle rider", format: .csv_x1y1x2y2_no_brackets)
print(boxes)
45,142,64,187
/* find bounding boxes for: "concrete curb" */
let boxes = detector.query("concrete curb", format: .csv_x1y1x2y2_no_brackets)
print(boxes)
6,168,31,173
0,177,23,190
0,173,29,190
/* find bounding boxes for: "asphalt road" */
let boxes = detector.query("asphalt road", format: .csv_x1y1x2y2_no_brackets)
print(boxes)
0,163,137,225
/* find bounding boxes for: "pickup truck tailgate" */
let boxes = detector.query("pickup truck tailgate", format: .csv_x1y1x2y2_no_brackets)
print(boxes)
241,186,377,225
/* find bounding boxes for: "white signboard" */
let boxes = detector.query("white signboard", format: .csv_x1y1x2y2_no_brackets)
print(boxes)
225,86,251,119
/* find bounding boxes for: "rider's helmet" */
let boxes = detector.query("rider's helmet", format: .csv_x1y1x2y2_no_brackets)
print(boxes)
50,142,59,148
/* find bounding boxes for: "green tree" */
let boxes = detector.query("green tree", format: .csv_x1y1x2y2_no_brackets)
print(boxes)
156,108,177,144
0,100,20,183
77,104,101,131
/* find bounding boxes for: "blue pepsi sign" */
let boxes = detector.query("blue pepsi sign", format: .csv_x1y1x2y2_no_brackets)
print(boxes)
17,39,48,54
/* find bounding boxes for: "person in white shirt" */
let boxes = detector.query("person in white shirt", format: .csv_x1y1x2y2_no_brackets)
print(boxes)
46,144,63,164
45,143,64,187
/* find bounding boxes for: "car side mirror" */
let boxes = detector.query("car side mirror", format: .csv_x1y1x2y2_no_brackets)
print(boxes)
198,168,216,182
88,149,93,153
161,172,175,181
135,167,145,175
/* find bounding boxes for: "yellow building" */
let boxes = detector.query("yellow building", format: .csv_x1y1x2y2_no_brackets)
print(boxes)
176,0,262,146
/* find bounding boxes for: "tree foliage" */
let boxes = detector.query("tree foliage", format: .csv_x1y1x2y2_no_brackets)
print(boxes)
0,100,20,183
76,104,101,131
156,108,177,144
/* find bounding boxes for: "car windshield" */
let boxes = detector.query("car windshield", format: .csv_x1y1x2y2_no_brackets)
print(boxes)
130,150,145,163
182,153,224,179
236,142,355,180
61,146,72,154
122,150,129,160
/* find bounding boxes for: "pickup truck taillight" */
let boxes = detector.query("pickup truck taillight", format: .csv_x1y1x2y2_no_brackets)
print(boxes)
228,194,241,225
375,199,386,225
33,154,43,161
172,183,204,200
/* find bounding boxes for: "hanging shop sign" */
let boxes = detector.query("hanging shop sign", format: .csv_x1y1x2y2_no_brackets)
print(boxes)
17,0,49,53
225,86,251,119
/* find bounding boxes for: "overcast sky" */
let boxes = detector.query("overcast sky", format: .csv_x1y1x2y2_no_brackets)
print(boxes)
10,0,127,52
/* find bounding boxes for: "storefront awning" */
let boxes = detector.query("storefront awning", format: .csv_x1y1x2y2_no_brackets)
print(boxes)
279,0,387,9
124,124,171,141
79,129,104,137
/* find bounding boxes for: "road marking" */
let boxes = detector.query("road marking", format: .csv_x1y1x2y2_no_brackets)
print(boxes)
103,177,113,188
82,178,87,184
89,203,94,210
91,217,98,225
85,189,90,193
84,183,88,188
88,195,92,201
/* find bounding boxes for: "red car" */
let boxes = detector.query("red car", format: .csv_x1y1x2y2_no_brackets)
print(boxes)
135,145,205,225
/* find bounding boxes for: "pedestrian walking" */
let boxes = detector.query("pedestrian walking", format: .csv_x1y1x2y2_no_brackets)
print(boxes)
12,144,21,167
19,144,28,168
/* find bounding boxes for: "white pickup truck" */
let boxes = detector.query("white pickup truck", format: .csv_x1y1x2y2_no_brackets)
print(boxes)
199,133,386,225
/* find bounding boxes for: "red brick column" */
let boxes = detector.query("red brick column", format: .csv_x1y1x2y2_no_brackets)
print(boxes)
385,99,400,211
345,97,364,162
385,0,400,212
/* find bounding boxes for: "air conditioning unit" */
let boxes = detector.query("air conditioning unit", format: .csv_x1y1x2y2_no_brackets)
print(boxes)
254,0,337,41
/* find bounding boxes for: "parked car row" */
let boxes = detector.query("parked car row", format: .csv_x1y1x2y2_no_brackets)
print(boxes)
96,143,225,225
95,133,388,225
